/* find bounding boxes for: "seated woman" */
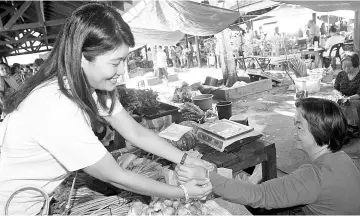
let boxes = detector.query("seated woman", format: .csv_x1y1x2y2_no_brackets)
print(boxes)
177,98,360,215
334,53,360,99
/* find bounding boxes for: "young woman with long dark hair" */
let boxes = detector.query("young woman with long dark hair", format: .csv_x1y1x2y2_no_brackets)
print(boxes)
0,3,211,215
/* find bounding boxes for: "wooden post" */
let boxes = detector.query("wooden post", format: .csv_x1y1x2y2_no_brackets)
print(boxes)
195,36,201,67
185,34,188,47
354,11,360,53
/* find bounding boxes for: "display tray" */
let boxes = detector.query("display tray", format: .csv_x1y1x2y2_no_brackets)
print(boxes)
198,119,254,140
142,102,179,120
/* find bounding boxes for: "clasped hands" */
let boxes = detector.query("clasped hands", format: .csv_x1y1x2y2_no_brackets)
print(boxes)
174,156,213,200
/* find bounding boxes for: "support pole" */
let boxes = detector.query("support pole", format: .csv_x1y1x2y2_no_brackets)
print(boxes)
195,36,201,67
354,11,360,53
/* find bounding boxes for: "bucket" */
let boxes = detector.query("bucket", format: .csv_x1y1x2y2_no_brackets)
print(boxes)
204,76,211,85
192,94,213,110
216,101,232,120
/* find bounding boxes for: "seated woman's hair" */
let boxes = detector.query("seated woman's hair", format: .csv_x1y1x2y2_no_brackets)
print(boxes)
341,52,359,68
295,98,347,152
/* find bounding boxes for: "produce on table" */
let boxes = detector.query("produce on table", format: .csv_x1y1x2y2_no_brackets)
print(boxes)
172,82,193,103
180,102,206,123
162,121,199,151
128,198,232,216
117,86,161,116
116,153,162,179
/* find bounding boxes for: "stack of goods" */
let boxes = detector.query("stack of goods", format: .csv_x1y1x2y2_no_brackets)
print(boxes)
128,198,232,216
180,103,216,123
163,121,199,151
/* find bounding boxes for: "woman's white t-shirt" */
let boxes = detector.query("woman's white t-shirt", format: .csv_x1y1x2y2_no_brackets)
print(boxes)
0,79,123,215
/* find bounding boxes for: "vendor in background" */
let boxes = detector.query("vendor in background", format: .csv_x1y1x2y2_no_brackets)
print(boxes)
169,46,178,67
10,63,23,84
320,22,327,36
322,25,345,61
269,26,281,57
0,63,19,105
0,4,212,215
177,97,360,215
334,53,360,100
307,20,320,45
33,58,44,74
156,45,168,85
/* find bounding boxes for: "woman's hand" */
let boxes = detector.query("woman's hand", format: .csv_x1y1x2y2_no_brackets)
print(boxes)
185,156,209,169
175,164,207,184
183,178,212,200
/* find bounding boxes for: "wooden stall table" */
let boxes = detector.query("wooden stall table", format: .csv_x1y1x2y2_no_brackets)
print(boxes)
198,138,277,182
301,48,325,68
215,198,253,215
236,56,272,73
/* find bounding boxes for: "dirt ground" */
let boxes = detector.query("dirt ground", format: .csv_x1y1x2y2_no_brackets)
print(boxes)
126,67,358,175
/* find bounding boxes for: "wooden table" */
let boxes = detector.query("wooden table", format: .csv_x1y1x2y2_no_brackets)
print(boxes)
215,198,253,215
236,56,272,73
198,138,277,182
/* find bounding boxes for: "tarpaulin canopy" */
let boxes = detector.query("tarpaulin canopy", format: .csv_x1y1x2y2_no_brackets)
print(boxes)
254,3,315,19
274,0,360,12
123,0,241,47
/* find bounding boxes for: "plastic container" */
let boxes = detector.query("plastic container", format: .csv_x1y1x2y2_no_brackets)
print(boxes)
216,101,232,120
293,76,321,93
192,94,213,110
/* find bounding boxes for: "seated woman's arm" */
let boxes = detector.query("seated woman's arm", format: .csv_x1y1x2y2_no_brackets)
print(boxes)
210,164,321,209
334,72,342,93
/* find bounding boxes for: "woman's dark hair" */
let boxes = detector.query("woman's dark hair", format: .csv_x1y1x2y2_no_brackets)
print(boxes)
4,3,135,126
342,52,359,68
295,98,347,152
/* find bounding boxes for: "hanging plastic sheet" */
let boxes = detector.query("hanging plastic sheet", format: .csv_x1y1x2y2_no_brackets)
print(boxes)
125,0,241,37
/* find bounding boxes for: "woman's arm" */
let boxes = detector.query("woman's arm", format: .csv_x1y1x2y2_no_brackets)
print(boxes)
83,151,212,199
334,72,342,92
209,164,321,209
105,109,198,165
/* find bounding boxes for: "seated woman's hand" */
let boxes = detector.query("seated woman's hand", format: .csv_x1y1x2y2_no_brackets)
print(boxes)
183,178,212,200
175,164,207,184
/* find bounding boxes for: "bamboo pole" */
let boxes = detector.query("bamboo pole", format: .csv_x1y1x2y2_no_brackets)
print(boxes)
195,36,201,67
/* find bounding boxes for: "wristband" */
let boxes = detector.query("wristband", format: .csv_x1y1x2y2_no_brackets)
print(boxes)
179,184,189,202
180,153,188,165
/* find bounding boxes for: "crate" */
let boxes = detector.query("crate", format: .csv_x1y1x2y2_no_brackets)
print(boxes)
213,79,272,100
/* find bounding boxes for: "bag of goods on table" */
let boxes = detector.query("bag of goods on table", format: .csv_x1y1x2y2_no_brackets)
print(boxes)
128,198,232,216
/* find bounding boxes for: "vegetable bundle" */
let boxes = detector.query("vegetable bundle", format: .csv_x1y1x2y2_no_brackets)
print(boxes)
128,198,232,216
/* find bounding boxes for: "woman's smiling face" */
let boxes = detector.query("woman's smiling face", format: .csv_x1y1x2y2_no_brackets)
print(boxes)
81,43,129,91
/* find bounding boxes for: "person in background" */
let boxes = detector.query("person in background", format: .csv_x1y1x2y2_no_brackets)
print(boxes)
181,45,189,68
33,58,44,74
169,46,177,67
152,45,158,77
22,65,33,81
269,26,281,56
0,4,212,215
187,42,194,68
334,53,360,100
320,22,327,36
215,39,221,68
322,25,345,61
308,20,321,45
177,97,360,215
175,43,183,67
10,63,23,84
0,63,18,105
147,47,153,67
298,28,304,38
156,45,168,85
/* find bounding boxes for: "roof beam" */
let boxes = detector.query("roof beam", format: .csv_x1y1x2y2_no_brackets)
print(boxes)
2,46,52,56
0,19,65,32
4,1,32,30
0,32,13,40
0,34,57,46
35,1,48,48
0,7,13,18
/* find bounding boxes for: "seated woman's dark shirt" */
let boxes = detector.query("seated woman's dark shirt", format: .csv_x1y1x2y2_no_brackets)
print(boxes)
334,71,360,96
